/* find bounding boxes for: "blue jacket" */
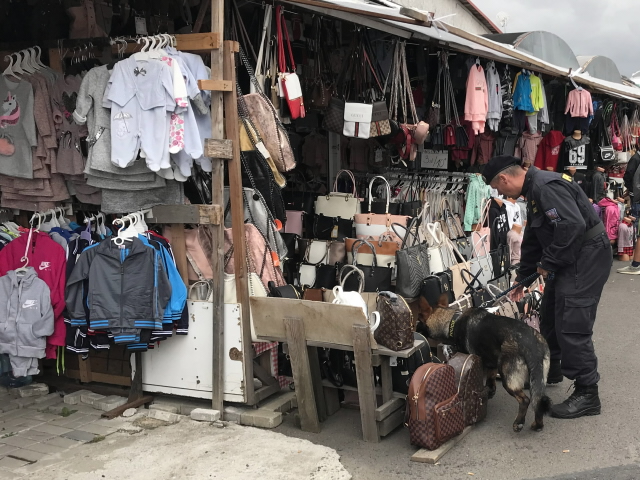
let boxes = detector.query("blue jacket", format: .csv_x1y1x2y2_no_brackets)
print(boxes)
513,72,534,112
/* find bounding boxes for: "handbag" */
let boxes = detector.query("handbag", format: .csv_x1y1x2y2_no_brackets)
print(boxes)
297,262,340,289
299,239,346,266
442,237,471,300
343,239,392,293
312,214,353,241
424,222,446,274
420,271,454,307
406,363,464,451
239,149,286,225
469,234,494,286
471,199,491,259
345,237,397,270
314,169,361,219
447,353,487,426
323,97,345,134
276,6,305,119
392,332,434,394
374,291,415,351
343,102,373,139
354,180,411,243
267,281,302,299
490,244,511,279
364,176,401,215
283,210,304,236
460,269,493,307
397,180,422,217
441,198,465,240
395,219,431,299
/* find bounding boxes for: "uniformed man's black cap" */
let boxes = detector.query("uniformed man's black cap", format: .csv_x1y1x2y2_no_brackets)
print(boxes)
482,155,523,184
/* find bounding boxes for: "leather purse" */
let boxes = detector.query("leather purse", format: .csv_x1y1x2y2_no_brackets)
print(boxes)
267,281,302,299
314,169,361,220
276,6,305,119
239,150,286,225
343,102,373,139
369,100,392,138
420,271,454,307
447,353,488,426
469,234,494,286
460,269,493,307
395,219,431,300
374,291,415,351
471,199,491,259
442,237,471,300
490,244,511,279
299,239,346,266
343,239,392,293
406,363,464,451
345,237,397,271
297,262,340,289
363,176,401,215
323,97,345,134
283,210,304,236
312,214,353,241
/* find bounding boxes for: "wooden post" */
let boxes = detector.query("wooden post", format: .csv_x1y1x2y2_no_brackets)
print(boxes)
284,318,321,433
222,39,253,405
352,324,380,443
210,0,226,414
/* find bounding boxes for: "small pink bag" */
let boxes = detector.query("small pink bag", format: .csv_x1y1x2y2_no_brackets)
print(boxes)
283,210,304,236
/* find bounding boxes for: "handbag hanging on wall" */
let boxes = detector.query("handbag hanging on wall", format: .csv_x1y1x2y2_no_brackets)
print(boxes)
363,176,401,215
471,199,491,259
314,169,362,219
276,5,305,119
394,219,431,299
343,239,392,293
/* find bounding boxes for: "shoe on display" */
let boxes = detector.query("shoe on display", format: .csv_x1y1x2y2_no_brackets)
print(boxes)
547,359,563,384
550,383,601,419
617,265,640,274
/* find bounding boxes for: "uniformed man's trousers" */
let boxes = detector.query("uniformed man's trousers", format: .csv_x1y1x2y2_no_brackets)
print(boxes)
540,232,612,386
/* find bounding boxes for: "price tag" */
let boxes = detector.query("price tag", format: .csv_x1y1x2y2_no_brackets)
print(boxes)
421,149,448,169
389,356,398,367
255,141,271,159
135,17,148,35
331,225,339,239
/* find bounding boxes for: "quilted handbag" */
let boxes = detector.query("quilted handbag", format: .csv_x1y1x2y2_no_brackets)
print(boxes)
312,214,353,241
374,291,415,351
343,102,373,139
406,363,464,450
323,97,345,134
395,219,431,299
315,169,361,220
343,239,392,293
447,353,487,426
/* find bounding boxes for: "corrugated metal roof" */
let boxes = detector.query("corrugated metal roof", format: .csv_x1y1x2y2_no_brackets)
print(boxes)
457,0,501,34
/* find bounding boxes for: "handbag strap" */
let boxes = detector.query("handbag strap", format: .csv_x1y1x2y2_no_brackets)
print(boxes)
339,264,365,294
333,169,358,196
472,233,490,257
351,238,378,267
186,251,206,281
474,198,491,231
255,5,272,78
303,240,329,266
276,6,296,73
368,175,391,213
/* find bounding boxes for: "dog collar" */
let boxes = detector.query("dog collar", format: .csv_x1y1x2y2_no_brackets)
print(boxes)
448,310,463,341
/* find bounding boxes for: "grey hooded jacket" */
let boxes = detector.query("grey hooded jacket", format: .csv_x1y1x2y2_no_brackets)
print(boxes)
0,268,54,358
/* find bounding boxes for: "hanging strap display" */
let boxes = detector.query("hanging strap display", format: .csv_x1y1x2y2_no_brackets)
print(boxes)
276,5,305,119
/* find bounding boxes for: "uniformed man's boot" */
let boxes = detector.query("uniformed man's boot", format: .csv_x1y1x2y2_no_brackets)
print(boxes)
550,383,601,419
547,359,563,384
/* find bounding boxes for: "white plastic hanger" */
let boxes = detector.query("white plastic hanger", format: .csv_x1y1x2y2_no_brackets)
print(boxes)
2,54,19,81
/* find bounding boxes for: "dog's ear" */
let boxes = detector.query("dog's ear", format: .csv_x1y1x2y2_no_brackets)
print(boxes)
437,293,450,308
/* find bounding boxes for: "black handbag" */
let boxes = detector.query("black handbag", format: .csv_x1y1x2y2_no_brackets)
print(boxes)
313,214,353,241
297,262,340,289
392,332,438,394
343,240,392,292
398,179,422,217
267,281,302,299
461,269,493,307
184,165,213,205
430,125,445,149
238,150,286,224
420,271,454,307
280,233,299,261
490,244,511,279
455,236,472,261
394,219,431,299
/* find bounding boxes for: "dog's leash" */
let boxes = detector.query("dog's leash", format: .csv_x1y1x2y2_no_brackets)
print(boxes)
479,272,541,309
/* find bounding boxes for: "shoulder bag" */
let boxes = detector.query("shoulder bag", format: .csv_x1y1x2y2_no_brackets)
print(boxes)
460,269,493,307
299,238,346,266
343,239,392,293
394,218,431,299
354,179,411,244
345,237,397,271
442,237,471,300
365,176,401,215
420,271,454,307
276,5,305,119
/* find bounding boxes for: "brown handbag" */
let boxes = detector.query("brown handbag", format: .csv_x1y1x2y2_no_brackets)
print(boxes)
405,363,465,450
374,291,415,351
447,353,488,426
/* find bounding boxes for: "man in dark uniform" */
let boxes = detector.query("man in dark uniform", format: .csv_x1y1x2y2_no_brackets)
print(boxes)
482,155,611,419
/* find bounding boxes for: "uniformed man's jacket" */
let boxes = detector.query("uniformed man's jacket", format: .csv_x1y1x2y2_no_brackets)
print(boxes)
519,167,604,276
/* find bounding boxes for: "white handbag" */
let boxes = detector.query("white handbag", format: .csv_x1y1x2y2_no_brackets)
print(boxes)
355,177,409,243
469,234,494,286
424,222,446,274
333,265,380,333
298,264,317,288
314,169,362,219
343,102,373,139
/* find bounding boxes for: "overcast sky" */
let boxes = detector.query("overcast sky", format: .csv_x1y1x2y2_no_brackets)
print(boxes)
473,0,640,77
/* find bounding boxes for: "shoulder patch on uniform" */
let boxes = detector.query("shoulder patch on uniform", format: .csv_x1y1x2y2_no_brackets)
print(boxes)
562,174,573,182
545,208,561,222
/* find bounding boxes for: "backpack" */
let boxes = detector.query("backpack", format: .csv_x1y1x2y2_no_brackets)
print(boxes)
405,363,464,450
447,353,487,426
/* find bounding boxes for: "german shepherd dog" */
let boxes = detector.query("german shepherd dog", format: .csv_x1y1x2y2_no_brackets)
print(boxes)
417,295,552,432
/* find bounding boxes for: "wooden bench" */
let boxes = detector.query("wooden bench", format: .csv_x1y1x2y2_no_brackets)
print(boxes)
250,297,425,442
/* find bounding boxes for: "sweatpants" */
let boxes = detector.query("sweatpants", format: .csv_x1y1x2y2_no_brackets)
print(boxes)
9,356,40,377
540,231,611,386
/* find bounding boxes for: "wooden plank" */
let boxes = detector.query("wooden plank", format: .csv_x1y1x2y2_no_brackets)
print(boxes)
253,360,278,387
352,324,379,443
78,357,92,383
101,395,154,419
254,383,283,404
210,0,227,414
175,33,220,51
170,224,189,286
375,398,404,422
324,387,341,417
198,79,233,92
204,138,233,159
308,346,327,423
378,407,405,437
410,426,474,464
47,48,64,73
380,356,393,404
128,352,144,403
284,318,321,433
192,0,211,33
398,7,432,23
223,39,254,406
250,298,372,347
146,205,222,225
64,370,132,387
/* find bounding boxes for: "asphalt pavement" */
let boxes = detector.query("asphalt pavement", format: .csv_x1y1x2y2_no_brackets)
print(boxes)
277,262,640,480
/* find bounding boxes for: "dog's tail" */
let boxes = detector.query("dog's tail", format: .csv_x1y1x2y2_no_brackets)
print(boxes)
529,362,552,417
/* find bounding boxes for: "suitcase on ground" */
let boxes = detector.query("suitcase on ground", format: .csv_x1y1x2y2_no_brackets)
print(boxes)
405,363,464,450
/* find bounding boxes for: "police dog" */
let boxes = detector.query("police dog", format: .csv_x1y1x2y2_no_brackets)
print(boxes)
417,295,552,432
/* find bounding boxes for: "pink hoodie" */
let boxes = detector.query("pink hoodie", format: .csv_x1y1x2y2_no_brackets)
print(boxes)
597,197,619,241
564,89,594,118
465,65,489,135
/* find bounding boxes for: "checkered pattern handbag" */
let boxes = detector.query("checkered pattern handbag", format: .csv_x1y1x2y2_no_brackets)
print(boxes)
406,363,464,450
448,353,488,426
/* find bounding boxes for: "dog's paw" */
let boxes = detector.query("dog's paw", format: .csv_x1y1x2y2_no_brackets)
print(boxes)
513,423,524,432
531,422,544,432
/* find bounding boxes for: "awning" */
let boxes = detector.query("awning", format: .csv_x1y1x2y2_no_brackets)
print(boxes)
284,0,640,103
